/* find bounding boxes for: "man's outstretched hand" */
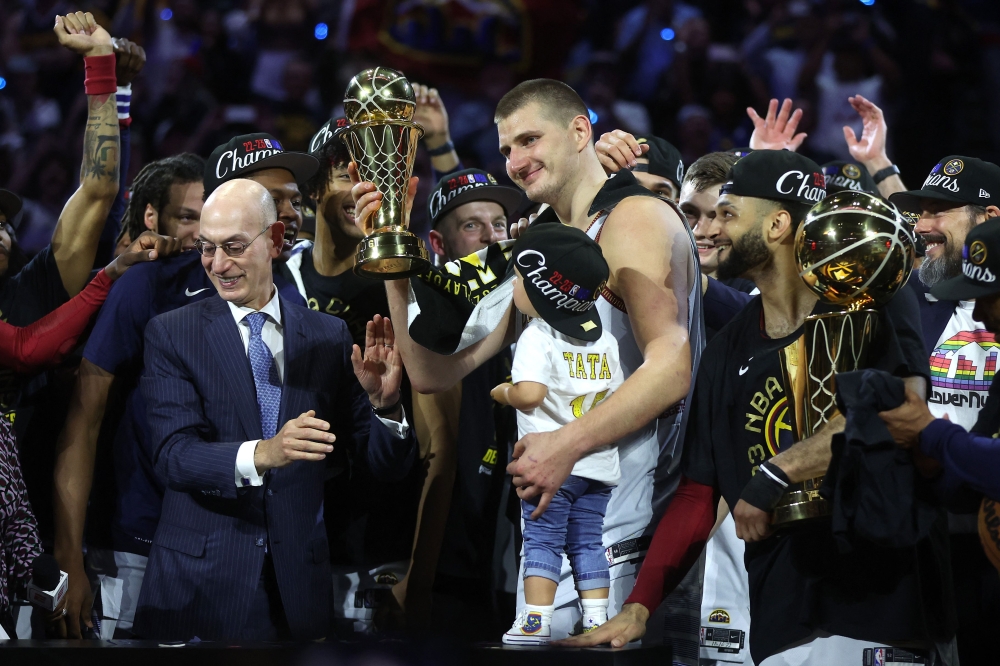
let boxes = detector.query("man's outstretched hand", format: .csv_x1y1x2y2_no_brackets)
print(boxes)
553,602,650,647
596,130,649,174
843,94,890,169
748,98,807,152
507,427,579,519
104,231,182,280
54,12,113,57
351,314,403,411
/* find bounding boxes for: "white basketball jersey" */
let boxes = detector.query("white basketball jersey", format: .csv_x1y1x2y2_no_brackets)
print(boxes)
514,199,704,620
701,515,754,664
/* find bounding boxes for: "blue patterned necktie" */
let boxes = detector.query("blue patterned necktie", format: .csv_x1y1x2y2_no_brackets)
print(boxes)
245,312,281,440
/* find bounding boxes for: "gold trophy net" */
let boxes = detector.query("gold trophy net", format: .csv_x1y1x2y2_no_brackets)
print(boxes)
771,190,915,526
342,67,430,279
773,309,877,525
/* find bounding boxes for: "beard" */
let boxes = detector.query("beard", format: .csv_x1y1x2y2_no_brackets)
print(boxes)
716,226,771,281
918,228,971,288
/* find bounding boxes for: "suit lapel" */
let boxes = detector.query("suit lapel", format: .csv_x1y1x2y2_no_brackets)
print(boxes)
278,303,309,426
204,297,263,441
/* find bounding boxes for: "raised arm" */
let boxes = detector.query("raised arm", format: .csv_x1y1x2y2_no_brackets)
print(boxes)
350,165,516,393
509,197,694,517
747,98,807,152
413,83,461,177
843,95,906,199
50,12,120,296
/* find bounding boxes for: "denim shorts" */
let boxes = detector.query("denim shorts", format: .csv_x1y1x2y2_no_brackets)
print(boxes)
521,475,612,591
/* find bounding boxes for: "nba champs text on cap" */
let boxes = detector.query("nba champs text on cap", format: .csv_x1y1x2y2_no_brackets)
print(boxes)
511,223,609,342
720,150,826,206
891,155,1000,213
204,132,319,196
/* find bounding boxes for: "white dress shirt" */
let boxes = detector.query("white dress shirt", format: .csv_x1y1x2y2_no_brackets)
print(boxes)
232,287,409,487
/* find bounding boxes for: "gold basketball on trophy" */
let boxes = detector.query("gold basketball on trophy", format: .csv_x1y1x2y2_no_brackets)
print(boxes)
341,67,430,279
344,67,416,124
773,191,915,525
796,191,915,308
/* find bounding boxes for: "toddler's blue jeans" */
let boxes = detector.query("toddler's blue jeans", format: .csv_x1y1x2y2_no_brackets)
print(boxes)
521,475,612,591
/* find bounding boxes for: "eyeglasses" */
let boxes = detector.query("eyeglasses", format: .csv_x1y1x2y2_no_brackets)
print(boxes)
194,226,271,258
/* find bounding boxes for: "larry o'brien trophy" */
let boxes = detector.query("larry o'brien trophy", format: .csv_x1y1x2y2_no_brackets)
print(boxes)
771,191,915,525
340,67,430,278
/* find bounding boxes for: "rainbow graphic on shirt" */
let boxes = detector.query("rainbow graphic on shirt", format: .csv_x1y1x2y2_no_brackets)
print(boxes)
930,330,1000,392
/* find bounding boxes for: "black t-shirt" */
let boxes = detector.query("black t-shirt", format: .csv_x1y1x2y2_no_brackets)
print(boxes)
435,351,515,583
683,288,952,662
279,246,422,567
288,246,389,347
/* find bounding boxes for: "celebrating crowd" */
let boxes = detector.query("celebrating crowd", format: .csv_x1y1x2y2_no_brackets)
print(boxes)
4,5,1000,666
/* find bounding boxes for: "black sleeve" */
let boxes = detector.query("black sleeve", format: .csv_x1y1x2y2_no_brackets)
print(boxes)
876,285,931,383
0,246,70,326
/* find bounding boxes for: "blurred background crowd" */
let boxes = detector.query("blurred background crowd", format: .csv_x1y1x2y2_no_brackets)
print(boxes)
2,0,999,253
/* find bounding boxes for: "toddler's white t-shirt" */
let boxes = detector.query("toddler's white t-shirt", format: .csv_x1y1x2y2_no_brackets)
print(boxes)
511,318,623,486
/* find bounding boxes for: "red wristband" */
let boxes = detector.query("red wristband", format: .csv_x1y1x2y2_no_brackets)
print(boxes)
84,54,116,96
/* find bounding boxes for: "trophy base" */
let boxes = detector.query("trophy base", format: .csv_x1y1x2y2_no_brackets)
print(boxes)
772,476,831,526
354,230,430,280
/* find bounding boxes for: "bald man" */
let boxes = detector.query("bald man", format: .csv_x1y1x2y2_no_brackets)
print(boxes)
133,179,417,641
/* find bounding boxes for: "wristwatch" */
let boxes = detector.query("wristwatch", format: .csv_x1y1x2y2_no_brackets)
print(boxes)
425,140,455,157
371,399,402,417
872,164,900,184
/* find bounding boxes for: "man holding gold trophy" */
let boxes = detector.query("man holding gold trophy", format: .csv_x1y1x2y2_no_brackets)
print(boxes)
573,150,956,665
349,75,702,642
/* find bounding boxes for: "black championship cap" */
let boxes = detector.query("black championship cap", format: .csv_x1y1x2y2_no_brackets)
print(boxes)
204,133,319,196
0,189,23,227
635,135,684,190
931,219,1000,301
720,149,826,205
511,224,609,342
427,168,522,229
822,160,879,196
890,155,1000,213
307,117,349,157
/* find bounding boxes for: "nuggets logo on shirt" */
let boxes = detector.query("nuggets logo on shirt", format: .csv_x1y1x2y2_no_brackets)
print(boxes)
708,609,731,624
744,375,794,472
929,330,999,411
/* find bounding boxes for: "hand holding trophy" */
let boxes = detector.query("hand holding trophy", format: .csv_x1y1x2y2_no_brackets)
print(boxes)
341,67,430,279
772,191,915,525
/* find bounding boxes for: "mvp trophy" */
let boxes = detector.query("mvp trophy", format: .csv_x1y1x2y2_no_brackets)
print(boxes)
772,191,915,525
341,67,430,279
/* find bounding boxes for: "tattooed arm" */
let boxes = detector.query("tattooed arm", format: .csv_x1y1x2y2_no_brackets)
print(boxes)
50,12,119,297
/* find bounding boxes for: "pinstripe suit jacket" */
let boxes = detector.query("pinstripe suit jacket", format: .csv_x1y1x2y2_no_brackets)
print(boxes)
133,294,416,641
